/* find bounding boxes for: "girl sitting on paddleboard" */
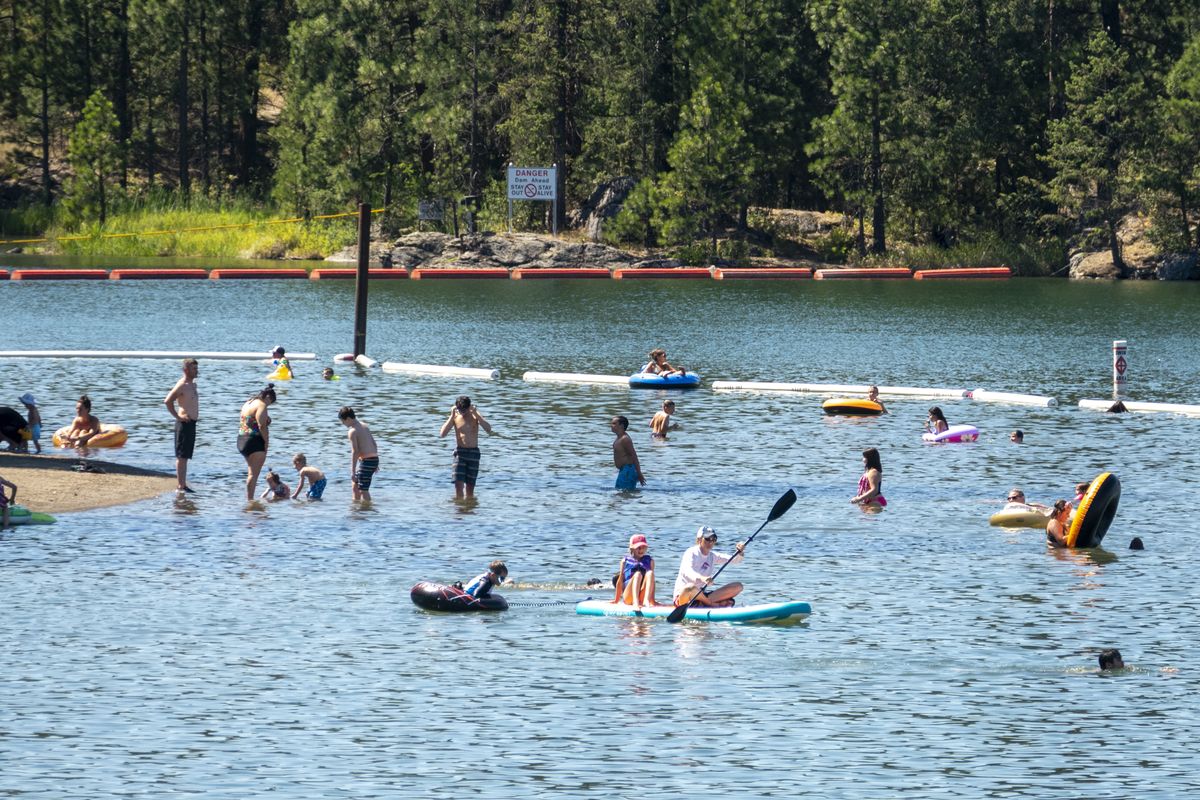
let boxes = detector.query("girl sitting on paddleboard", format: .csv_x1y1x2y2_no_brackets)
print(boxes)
612,534,658,610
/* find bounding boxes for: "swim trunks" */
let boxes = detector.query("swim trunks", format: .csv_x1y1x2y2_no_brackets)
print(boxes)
30,423,41,443
175,419,196,459
615,463,639,490
453,446,481,486
237,433,266,457
307,478,327,500
356,457,379,491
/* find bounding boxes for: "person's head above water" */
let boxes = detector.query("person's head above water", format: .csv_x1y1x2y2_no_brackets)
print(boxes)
337,406,356,421
1007,488,1026,503
649,348,667,362
1098,649,1124,670
77,394,92,413
1010,429,1024,443
272,346,285,358
927,406,946,423
488,560,508,581
1129,537,1145,550
322,367,334,380
455,395,472,412
867,385,880,400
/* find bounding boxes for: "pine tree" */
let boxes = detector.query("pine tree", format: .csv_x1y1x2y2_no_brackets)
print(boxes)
65,89,122,222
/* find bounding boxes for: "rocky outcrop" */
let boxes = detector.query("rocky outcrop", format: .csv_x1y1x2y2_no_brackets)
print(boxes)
334,231,680,271
568,177,636,242
1068,213,1199,280
1068,250,1126,279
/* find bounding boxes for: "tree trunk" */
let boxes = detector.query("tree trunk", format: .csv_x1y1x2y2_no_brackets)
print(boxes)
237,0,263,190
39,0,50,206
177,0,190,198
552,0,569,230
869,89,885,254
116,0,131,187
199,1,209,191
1100,0,1121,47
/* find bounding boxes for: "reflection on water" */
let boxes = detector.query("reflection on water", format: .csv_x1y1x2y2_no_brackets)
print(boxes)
1,278,1199,796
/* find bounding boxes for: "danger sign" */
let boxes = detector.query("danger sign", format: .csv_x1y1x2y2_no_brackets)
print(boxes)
507,166,557,201
1115,355,1127,375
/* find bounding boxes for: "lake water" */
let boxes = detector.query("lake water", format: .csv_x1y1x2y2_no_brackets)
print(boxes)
1,276,1198,797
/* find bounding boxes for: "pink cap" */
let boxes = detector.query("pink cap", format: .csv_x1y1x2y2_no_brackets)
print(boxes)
629,534,649,549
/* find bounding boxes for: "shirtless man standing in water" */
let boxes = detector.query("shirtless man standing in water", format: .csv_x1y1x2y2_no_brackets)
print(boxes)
164,358,199,492
439,395,493,498
611,416,645,490
338,406,379,501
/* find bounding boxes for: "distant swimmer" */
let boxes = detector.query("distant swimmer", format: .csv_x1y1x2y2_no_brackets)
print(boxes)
867,385,887,413
650,399,678,438
322,367,339,381
644,348,686,377
925,406,949,435
611,415,645,490
1129,537,1144,550
270,346,294,379
1010,429,1024,443
1098,649,1125,671
1004,488,1049,513
850,447,887,509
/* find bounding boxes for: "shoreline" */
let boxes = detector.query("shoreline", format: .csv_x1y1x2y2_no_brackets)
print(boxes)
0,452,176,514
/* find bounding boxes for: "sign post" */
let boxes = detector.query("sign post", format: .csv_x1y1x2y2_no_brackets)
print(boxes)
506,164,558,235
353,203,371,358
1112,339,1128,399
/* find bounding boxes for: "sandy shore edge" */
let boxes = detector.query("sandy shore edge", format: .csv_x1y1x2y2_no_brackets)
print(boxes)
0,452,176,514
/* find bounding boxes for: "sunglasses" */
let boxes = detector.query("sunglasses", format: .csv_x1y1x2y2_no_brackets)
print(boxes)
1007,496,1023,501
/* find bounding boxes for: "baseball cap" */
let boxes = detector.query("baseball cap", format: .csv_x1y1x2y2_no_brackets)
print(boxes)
697,526,718,541
629,534,648,549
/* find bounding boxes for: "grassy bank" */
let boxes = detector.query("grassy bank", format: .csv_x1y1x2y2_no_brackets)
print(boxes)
3,197,357,260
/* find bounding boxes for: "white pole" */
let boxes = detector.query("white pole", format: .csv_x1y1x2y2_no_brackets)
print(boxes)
1112,339,1128,399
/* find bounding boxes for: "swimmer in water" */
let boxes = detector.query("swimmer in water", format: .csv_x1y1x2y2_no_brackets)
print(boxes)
925,406,949,434
1046,500,1071,547
650,400,678,438
1010,429,1024,443
322,367,339,381
866,385,887,413
1098,649,1125,671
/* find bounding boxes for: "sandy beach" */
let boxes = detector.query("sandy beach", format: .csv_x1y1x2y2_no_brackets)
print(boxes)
0,451,176,514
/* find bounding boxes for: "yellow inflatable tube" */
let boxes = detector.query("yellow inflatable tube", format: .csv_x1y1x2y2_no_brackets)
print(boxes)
53,424,129,448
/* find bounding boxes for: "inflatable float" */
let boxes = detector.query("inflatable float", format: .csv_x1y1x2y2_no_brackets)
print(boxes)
822,398,884,416
923,424,978,443
1065,473,1121,548
628,372,702,389
990,505,1051,528
52,424,128,448
6,505,56,525
409,581,508,612
575,599,811,624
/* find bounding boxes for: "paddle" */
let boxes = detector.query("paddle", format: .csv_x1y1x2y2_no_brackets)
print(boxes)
666,488,797,624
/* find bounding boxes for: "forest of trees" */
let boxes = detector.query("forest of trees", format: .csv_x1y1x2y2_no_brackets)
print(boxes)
1,0,1198,265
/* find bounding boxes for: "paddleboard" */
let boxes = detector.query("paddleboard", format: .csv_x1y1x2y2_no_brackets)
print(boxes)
7,505,56,525
575,599,810,624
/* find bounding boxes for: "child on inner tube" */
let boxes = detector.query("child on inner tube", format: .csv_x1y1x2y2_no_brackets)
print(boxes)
644,348,686,376
463,560,508,598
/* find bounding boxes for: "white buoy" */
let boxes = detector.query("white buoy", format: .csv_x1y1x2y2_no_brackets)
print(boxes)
0,350,317,361
522,371,629,385
381,362,499,380
711,381,967,399
354,354,378,368
1113,339,1128,399
1079,399,1200,415
333,353,356,362
970,389,1058,407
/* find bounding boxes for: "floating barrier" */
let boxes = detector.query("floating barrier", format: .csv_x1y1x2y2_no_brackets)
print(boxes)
109,269,209,280
10,269,109,280
511,268,611,279
1079,398,1200,415
0,350,317,361
813,268,911,280
522,371,629,385
308,268,410,280
381,361,499,380
0,269,9,280
970,389,1058,407
713,268,813,280
913,267,1011,280
354,354,377,368
612,268,713,279
409,268,510,280
209,268,309,279
711,381,967,399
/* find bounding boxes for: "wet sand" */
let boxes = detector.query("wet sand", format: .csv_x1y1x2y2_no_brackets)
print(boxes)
0,451,175,514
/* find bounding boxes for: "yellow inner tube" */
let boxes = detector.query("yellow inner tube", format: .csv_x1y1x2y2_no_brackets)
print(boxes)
52,424,129,448
1065,472,1121,548
822,398,884,416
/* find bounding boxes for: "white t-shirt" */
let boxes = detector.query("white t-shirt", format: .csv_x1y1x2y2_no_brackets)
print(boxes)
673,544,741,599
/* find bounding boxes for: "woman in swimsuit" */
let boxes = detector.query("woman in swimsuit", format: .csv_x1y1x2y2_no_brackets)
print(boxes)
926,406,949,434
850,447,886,509
238,384,276,501
1046,500,1072,547
61,395,103,447
644,348,685,376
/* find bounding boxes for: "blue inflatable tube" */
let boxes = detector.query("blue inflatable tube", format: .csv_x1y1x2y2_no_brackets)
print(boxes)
628,371,702,389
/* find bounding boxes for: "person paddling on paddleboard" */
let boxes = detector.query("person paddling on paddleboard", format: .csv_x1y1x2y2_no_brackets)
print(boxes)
673,526,745,608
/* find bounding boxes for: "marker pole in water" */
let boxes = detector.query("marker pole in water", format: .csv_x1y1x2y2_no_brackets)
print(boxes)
353,202,371,358
1113,339,1128,399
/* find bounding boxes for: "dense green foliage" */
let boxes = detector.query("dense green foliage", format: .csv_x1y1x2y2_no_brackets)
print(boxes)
1,0,1197,264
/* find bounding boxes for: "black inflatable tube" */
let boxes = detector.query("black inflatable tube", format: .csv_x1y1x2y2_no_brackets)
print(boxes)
410,581,508,612
1067,473,1121,548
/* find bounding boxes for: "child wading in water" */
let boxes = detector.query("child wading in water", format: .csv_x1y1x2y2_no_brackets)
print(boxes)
611,416,645,490
19,394,41,453
260,470,291,501
439,395,494,499
650,400,678,438
612,533,658,610
339,406,379,502
291,453,327,500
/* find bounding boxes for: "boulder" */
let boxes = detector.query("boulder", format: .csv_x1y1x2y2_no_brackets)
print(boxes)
1069,250,1126,280
1153,252,1200,280
569,177,636,242
372,231,644,271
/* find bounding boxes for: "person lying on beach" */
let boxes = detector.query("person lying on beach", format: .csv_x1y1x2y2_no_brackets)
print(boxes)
60,395,103,447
